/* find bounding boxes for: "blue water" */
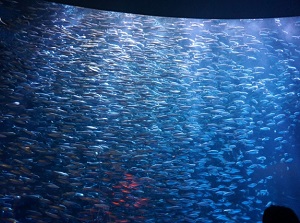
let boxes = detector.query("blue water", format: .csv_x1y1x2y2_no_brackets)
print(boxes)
0,1,300,222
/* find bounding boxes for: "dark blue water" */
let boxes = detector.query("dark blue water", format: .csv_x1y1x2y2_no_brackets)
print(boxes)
1,0,300,222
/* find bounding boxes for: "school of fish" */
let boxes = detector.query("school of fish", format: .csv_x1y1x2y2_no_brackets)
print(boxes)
0,0,300,222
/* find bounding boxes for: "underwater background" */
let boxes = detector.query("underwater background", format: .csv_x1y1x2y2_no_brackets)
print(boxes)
0,0,300,222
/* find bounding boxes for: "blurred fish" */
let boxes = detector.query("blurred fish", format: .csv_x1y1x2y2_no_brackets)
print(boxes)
0,0,300,222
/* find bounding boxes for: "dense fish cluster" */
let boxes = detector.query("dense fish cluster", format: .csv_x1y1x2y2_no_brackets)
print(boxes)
1,0,300,222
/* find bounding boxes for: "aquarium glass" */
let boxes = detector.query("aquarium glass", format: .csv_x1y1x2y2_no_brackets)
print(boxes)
0,0,300,222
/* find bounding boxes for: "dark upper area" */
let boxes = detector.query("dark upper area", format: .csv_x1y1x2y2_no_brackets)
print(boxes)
43,0,300,19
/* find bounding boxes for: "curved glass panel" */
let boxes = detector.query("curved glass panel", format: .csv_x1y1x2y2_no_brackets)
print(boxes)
1,1,300,222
